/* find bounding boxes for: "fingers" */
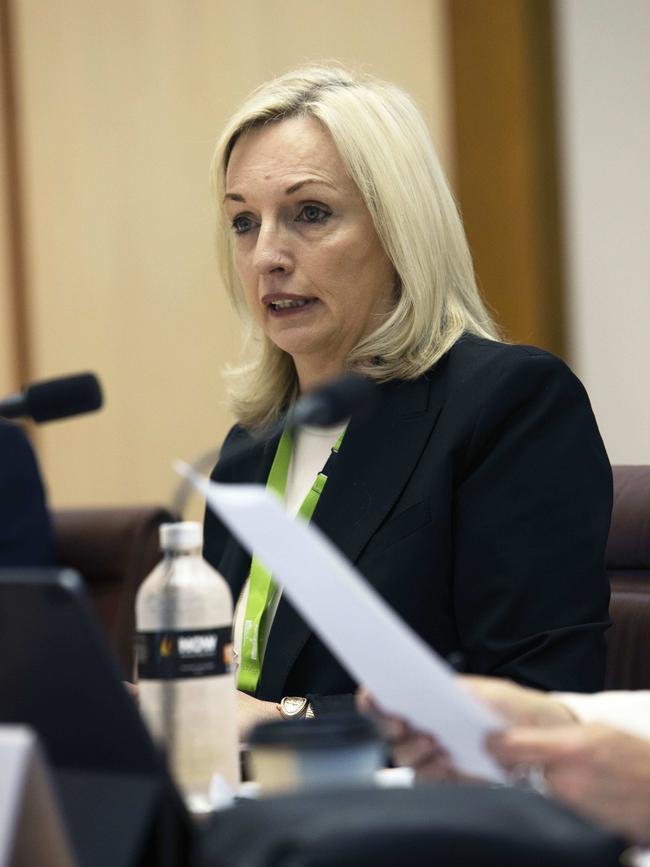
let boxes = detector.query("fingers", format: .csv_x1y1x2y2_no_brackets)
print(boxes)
356,687,380,717
355,687,371,712
459,674,496,693
355,688,409,741
487,724,585,769
488,724,650,843
356,688,456,780
124,681,139,703
393,733,455,780
377,714,410,743
459,675,531,724
393,732,437,766
461,675,576,727
375,713,454,780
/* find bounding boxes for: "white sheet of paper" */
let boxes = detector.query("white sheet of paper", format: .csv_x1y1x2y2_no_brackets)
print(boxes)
178,463,506,781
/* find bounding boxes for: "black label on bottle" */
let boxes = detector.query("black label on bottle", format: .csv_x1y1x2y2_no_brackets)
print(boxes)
135,626,233,680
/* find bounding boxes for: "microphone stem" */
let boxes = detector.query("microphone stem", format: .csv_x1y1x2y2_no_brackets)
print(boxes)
0,393,25,420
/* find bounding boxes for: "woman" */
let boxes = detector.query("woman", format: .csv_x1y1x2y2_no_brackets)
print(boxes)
203,66,611,733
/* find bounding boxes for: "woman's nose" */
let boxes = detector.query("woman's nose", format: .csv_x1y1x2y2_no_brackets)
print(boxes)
252,223,293,275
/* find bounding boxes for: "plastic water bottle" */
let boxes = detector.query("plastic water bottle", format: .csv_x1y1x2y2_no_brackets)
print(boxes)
135,521,239,812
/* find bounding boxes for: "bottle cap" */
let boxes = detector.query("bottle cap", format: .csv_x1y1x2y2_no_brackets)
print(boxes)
159,521,203,552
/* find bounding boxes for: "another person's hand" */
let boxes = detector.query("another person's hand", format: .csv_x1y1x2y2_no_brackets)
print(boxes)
358,676,575,781
488,723,650,844
460,675,577,727
237,690,280,741
357,688,459,781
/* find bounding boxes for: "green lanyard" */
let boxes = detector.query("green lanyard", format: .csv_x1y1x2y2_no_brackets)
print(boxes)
237,426,345,693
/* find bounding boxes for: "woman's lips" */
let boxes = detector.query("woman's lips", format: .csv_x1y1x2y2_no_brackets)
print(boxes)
262,294,319,317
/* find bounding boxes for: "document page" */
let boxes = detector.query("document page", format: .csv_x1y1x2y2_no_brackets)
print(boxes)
179,465,506,782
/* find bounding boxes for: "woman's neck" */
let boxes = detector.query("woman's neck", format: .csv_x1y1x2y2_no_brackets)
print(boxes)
295,358,345,394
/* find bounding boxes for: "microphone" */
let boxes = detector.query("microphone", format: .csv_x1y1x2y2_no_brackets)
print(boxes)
0,373,103,423
173,374,378,509
211,374,378,477
284,374,377,429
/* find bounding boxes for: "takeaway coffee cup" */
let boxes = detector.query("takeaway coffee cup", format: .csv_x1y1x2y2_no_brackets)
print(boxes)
247,713,384,794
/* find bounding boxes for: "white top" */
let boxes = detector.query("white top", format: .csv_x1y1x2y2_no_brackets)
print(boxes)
556,690,650,741
232,422,347,674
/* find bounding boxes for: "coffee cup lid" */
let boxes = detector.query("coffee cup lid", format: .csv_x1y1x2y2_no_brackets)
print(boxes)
248,712,380,751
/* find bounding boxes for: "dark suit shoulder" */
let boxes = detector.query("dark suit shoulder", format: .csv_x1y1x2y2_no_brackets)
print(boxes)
438,334,606,482
446,333,573,386
0,420,53,493
0,419,39,474
442,334,592,419
0,420,55,568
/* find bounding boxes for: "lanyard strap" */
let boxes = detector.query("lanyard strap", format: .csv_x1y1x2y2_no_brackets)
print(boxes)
237,427,345,693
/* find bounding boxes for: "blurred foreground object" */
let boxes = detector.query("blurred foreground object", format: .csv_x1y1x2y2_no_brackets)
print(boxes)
197,784,625,867
247,713,383,794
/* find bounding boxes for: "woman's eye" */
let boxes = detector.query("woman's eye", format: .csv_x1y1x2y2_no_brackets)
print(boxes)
296,204,330,224
232,215,255,235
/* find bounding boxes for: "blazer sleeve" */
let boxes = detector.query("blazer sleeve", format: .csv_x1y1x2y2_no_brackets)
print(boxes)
453,349,612,692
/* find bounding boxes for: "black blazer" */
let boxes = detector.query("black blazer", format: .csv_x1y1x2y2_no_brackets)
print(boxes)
204,335,612,709
0,420,56,568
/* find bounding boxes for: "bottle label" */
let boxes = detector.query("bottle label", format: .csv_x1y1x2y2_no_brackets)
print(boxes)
135,626,233,680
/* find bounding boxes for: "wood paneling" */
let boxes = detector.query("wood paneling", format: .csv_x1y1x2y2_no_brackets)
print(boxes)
448,0,566,354
0,0,26,394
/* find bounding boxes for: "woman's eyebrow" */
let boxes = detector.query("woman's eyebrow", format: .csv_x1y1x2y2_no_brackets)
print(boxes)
284,178,336,195
223,178,336,204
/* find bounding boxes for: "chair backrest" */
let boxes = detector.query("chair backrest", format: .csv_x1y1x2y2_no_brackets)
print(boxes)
53,506,177,677
605,466,650,689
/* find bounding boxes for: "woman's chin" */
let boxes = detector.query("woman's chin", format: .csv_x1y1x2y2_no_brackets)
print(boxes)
267,327,334,363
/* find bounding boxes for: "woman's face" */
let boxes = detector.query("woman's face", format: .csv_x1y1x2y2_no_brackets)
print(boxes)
224,116,396,389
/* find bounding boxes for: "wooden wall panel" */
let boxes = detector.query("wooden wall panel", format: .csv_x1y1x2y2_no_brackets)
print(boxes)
448,0,566,354
0,0,24,395
6,0,453,512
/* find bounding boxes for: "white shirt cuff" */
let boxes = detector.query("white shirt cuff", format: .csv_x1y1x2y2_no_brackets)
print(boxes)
553,690,650,741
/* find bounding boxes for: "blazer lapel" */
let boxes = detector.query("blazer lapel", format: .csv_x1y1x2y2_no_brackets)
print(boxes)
314,374,444,564
257,368,447,700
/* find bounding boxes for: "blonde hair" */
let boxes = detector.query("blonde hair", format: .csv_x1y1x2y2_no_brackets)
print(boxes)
211,65,499,430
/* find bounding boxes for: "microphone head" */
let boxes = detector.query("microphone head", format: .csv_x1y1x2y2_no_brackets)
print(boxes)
290,374,377,427
26,373,103,423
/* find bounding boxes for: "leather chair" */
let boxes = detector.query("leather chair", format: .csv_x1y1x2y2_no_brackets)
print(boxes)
53,506,177,678
605,466,650,690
